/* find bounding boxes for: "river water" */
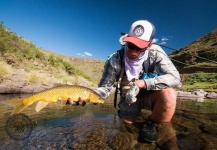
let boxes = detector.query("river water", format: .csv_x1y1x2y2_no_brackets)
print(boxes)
0,94,216,150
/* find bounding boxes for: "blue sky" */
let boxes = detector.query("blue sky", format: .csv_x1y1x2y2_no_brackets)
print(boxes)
0,0,217,60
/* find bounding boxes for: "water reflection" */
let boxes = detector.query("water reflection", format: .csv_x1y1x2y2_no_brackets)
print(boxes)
0,94,217,149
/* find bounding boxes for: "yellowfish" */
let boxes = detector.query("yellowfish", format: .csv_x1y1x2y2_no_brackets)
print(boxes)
3,85,104,115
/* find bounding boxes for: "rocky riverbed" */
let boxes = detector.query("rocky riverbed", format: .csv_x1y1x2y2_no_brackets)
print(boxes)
177,89,217,102
0,95,217,150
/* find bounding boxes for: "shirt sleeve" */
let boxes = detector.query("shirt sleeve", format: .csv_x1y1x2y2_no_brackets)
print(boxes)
144,45,182,90
96,51,122,99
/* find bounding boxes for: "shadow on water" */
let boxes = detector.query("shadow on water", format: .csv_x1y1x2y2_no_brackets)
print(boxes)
0,94,217,150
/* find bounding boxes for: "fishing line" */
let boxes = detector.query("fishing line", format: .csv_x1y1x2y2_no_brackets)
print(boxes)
170,58,217,68
157,44,217,64
170,58,190,66
120,32,217,64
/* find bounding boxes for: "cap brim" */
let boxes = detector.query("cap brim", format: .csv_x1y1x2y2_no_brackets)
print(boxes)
123,36,151,49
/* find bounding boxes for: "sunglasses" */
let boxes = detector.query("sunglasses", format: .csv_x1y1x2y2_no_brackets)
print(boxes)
127,43,146,53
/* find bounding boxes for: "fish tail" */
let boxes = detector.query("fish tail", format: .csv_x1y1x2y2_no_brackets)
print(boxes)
2,98,27,115
11,104,27,115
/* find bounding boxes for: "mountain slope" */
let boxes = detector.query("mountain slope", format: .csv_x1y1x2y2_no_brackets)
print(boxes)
0,22,104,88
67,56,104,84
169,29,217,73
169,29,217,91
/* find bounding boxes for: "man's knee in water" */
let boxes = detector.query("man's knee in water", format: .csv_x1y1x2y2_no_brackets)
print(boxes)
152,88,177,109
150,88,177,123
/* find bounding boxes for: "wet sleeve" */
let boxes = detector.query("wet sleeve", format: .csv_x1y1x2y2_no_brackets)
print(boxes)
96,52,121,99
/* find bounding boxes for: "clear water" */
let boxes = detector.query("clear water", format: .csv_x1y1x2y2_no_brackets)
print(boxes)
0,94,217,150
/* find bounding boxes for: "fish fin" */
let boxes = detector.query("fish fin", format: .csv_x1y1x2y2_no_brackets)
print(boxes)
11,104,27,115
1,98,27,115
35,101,49,112
61,100,68,107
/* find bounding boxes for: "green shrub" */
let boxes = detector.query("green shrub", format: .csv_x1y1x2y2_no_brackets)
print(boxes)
0,62,9,80
185,73,217,84
28,73,39,84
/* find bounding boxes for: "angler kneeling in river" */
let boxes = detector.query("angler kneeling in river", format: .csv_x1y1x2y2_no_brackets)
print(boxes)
95,20,182,142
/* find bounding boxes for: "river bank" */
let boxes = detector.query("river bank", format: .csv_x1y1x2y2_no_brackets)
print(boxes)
0,69,216,101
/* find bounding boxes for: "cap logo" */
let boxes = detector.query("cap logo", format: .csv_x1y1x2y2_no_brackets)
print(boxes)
133,25,144,37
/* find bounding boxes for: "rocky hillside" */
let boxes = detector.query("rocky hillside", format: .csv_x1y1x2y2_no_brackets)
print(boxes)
168,29,217,92
169,29,217,73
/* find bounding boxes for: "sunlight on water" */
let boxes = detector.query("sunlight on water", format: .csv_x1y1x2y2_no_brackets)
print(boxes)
0,94,216,149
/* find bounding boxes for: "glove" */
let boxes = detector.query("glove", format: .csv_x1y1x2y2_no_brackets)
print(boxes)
125,83,140,104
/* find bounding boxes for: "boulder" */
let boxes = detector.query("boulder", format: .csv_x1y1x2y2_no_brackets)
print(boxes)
206,92,217,99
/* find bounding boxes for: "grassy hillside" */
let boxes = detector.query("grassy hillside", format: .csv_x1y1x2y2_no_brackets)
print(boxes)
67,56,104,84
169,29,217,92
169,29,217,73
0,21,104,87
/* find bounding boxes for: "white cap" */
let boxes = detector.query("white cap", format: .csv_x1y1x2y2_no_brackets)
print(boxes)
123,20,155,49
